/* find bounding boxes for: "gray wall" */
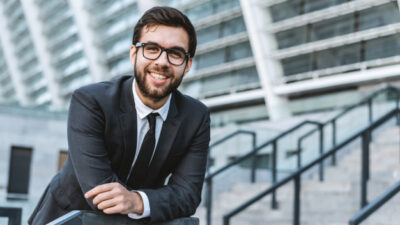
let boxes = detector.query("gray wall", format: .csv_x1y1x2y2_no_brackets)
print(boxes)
0,106,67,199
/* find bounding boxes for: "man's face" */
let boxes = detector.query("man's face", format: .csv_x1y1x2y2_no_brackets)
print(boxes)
130,25,192,102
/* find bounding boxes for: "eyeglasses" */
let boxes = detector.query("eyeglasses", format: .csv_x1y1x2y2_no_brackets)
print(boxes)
135,42,190,66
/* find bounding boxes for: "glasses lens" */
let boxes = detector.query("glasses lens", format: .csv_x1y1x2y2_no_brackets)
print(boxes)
167,49,186,65
143,44,161,59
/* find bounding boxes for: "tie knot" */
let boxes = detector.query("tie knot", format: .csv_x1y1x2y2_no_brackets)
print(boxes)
147,113,158,130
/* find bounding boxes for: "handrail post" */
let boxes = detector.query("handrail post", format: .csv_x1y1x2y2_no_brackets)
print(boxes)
207,147,212,172
318,124,324,182
331,119,337,166
250,132,257,183
271,140,278,209
361,132,369,208
368,98,373,143
396,89,400,126
293,174,301,225
223,215,230,225
297,139,302,169
206,178,213,225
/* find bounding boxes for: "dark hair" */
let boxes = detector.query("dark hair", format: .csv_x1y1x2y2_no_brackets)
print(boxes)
132,6,197,57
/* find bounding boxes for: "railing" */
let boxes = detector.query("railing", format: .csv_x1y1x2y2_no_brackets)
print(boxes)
205,120,324,225
204,84,400,225
223,108,399,225
297,85,400,169
0,206,22,225
207,129,257,180
349,180,400,225
48,210,199,225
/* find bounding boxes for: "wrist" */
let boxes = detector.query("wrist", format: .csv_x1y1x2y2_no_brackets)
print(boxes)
132,191,144,215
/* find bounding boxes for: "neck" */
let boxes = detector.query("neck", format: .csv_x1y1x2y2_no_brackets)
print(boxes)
134,82,169,110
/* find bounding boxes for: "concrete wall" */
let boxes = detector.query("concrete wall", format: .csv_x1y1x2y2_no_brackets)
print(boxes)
0,106,67,199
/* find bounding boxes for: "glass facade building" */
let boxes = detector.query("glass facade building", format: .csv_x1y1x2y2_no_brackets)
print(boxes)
0,0,399,126
0,0,49,106
0,45,16,104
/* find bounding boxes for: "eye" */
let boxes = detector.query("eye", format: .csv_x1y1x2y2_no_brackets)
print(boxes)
169,49,185,59
144,44,160,52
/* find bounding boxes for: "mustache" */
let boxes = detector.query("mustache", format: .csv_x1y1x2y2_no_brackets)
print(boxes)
147,65,171,74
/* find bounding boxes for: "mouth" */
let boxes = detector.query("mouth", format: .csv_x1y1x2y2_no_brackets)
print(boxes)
147,70,170,86
150,72,167,80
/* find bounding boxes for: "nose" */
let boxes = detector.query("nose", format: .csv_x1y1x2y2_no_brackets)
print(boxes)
154,50,170,66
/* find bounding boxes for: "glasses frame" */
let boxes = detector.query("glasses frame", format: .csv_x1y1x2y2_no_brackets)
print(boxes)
135,42,191,66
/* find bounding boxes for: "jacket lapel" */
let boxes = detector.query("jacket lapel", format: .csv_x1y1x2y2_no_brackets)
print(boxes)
117,77,138,183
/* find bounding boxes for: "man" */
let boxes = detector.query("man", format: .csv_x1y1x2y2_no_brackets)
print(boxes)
29,6,210,224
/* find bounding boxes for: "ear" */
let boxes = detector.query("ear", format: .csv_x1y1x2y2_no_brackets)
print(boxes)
183,57,193,75
129,45,137,66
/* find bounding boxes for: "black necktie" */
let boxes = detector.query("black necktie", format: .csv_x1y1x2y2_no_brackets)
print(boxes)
130,113,158,187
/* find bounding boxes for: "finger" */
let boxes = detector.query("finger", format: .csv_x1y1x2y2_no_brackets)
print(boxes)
97,197,119,210
85,183,116,198
103,204,125,215
92,191,114,206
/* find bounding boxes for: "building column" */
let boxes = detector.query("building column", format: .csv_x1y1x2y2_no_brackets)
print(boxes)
0,2,30,106
20,0,65,109
240,0,291,120
68,0,109,82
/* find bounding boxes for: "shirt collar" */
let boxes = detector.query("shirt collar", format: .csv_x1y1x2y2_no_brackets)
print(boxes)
132,80,170,121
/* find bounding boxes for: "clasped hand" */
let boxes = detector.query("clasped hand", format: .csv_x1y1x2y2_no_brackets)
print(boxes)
85,182,144,215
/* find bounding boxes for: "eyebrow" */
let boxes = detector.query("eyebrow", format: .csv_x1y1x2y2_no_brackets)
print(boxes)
147,41,187,53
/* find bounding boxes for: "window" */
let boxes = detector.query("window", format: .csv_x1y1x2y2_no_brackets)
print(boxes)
7,146,33,199
58,150,68,171
358,3,400,31
270,0,349,22
282,54,313,76
196,16,246,45
365,34,400,61
276,27,307,49
195,41,253,70
311,14,354,41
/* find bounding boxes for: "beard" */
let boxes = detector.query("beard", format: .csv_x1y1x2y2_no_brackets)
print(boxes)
134,63,184,102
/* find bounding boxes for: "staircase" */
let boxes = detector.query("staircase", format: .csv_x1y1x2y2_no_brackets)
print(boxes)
195,120,400,225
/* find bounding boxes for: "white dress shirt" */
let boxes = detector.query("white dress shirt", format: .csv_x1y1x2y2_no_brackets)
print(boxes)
128,80,171,219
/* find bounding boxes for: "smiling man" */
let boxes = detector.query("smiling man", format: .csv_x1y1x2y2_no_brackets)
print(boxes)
28,6,210,225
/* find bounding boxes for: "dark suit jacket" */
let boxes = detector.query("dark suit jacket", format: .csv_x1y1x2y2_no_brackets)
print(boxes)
28,76,210,224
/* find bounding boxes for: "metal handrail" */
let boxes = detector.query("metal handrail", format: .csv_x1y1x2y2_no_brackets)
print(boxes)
297,85,400,166
205,85,400,225
207,129,257,180
349,180,400,225
222,108,399,225
204,120,323,225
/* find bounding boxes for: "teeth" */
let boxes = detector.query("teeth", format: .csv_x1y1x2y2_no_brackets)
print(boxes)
150,73,166,80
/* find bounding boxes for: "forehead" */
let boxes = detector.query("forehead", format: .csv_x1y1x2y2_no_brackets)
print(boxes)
139,25,190,50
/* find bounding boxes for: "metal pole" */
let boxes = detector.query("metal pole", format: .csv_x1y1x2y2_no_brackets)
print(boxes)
271,140,278,209
319,124,324,182
396,90,400,164
331,119,337,166
361,132,369,208
297,139,302,169
207,147,212,172
293,174,301,225
206,179,213,225
396,90,400,126
223,215,230,225
251,132,257,183
368,99,373,142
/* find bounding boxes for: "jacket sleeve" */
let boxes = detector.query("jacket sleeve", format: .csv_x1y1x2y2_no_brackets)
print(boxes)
67,89,126,210
141,108,211,222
